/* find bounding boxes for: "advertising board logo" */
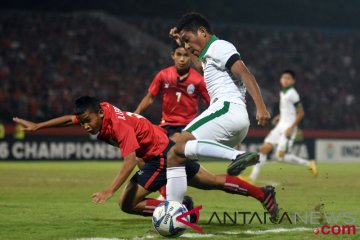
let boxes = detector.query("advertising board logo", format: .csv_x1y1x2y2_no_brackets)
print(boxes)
325,143,334,159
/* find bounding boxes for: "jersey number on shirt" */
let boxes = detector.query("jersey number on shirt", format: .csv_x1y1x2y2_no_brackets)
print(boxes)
176,91,182,103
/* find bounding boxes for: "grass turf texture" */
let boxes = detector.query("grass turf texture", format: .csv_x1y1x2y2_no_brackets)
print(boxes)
0,161,359,240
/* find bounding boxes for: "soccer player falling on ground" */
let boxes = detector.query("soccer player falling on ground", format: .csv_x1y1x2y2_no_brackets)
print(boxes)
14,96,279,222
248,70,318,182
165,13,277,220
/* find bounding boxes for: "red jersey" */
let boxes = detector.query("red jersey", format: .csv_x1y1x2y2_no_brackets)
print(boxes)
74,102,169,160
148,66,210,126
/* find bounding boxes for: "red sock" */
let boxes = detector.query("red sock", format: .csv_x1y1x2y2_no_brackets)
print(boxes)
224,176,264,201
143,198,164,216
159,185,166,199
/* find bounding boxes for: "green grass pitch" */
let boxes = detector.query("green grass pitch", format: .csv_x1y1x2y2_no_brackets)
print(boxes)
0,161,359,239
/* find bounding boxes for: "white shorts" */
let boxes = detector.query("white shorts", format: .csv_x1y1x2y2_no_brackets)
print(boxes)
264,124,297,153
184,100,250,147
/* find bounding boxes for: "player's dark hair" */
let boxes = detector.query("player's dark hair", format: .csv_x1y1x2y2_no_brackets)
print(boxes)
74,96,101,115
282,69,296,78
177,12,212,34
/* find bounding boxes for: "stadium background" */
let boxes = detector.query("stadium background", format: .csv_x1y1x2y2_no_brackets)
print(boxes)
0,1,359,239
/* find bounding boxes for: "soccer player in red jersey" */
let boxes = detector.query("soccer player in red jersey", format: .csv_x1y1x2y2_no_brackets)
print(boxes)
135,41,210,142
13,96,278,221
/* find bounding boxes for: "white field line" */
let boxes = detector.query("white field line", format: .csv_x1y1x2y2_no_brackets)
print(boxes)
133,227,315,239
77,238,126,240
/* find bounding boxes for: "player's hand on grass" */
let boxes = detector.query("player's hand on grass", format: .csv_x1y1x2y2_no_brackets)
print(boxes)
256,109,271,126
12,117,39,131
92,189,113,204
169,27,182,46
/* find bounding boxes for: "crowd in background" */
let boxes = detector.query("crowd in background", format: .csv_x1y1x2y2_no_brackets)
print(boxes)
0,13,165,124
1,13,359,129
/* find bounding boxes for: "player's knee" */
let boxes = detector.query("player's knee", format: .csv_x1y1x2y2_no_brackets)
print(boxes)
167,148,185,167
174,131,195,157
173,142,186,157
169,132,181,142
260,143,272,154
275,151,285,161
119,200,133,214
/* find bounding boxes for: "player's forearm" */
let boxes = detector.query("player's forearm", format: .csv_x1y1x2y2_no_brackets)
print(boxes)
37,115,75,129
107,152,137,194
241,72,267,111
232,61,267,111
291,108,304,128
135,94,154,114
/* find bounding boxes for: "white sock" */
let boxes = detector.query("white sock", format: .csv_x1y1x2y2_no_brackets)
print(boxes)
166,167,187,202
184,139,245,161
250,153,267,181
283,154,310,166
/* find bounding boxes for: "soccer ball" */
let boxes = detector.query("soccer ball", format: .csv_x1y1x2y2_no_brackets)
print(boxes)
152,201,189,237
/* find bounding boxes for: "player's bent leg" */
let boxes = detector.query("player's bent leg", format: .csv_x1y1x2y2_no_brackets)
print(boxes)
180,136,258,175
166,147,187,202
189,167,263,200
188,167,280,222
169,132,181,143
166,133,193,202
123,153,169,216
188,167,224,190
283,153,318,176
172,131,196,159
137,157,167,200
167,147,187,167
119,180,157,216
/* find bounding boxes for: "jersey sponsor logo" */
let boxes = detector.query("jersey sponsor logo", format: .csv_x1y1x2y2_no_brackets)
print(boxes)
187,84,195,94
164,83,169,88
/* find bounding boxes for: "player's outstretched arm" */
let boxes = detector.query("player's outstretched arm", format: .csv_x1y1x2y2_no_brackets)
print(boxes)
135,93,155,115
92,152,137,204
230,60,270,126
13,115,75,132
